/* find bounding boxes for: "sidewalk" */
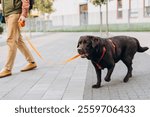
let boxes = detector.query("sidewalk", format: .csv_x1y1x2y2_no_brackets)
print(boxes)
84,32,150,100
0,32,48,46
84,53,150,100
0,32,149,100
0,32,89,100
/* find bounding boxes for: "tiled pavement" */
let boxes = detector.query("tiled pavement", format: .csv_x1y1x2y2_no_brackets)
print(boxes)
0,32,150,100
84,32,150,100
84,53,150,100
0,32,89,100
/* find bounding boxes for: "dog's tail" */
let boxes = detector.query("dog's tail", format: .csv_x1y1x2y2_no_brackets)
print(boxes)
136,39,149,52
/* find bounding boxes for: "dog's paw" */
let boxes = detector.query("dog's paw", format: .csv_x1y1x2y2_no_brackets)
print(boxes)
129,73,132,78
123,77,129,83
92,84,101,88
123,74,132,82
104,77,111,82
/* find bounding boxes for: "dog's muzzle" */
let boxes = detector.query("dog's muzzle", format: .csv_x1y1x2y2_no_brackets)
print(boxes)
77,48,88,58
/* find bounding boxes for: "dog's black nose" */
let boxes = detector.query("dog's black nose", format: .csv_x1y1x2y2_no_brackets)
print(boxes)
77,48,83,54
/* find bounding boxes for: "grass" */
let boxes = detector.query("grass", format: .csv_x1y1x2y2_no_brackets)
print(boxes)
20,23,150,32
47,23,150,32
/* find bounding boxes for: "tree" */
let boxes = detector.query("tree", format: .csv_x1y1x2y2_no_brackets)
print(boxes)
33,0,54,13
90,0,108,36
90,0,106,5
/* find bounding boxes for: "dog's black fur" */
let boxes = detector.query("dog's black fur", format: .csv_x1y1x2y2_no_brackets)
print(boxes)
77,35,149,88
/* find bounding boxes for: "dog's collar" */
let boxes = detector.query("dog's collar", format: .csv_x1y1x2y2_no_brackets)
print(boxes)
98,47,106,63
94,47,106,69
94,39,115,69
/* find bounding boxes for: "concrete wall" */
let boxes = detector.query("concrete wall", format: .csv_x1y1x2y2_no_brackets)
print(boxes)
51,0,150,26
51,0,87,26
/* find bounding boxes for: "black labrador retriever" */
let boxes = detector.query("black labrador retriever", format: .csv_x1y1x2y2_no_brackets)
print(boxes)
77,35,149,88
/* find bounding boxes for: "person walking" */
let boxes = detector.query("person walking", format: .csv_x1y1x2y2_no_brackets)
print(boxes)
0,0,37,78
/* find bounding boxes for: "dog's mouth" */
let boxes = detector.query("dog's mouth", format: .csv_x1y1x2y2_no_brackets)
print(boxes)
80,53,89,58
77,47,92,59
78,48,89,58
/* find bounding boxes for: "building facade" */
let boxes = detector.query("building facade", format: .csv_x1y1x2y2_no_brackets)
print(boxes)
51,0,150,26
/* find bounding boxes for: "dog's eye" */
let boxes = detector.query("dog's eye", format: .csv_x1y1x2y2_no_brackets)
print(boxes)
87,43,92,48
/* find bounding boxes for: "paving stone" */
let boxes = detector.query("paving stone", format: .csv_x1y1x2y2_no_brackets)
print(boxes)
84,32,150,100
0,32,150,100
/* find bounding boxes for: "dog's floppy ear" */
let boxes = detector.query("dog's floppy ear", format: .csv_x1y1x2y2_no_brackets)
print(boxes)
77,36,82,48
77,41,79,48
91,36,100,48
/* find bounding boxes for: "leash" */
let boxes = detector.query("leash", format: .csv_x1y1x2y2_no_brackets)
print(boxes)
19,21,45,61
64,54,80,64
25,33,45,61
20,22,118,66
19,21,80,64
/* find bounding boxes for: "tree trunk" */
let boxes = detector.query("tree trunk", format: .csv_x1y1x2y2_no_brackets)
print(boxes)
106,0,109,37
99,4,102,35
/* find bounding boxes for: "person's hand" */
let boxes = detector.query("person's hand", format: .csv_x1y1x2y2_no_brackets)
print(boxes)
18,15,26,27
18,15,26,22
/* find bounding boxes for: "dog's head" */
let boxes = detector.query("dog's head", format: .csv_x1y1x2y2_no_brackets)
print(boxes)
77,36,101,60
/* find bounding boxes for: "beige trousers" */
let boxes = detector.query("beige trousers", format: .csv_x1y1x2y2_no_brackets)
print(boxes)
4,14,34,70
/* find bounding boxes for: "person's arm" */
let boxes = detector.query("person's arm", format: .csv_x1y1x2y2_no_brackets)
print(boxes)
19,0,29,21
21,0,29,17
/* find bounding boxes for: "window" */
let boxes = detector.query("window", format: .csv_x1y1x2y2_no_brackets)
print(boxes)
80,4,88,13
129,0,138,18
144,0,150,16
117,0,123,18
80,4,88,25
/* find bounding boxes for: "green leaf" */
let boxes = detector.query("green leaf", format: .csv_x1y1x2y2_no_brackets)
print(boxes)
33,0,54,13
90,0,107,6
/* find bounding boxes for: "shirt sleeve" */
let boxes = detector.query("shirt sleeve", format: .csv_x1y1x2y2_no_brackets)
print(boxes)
21,0,30,17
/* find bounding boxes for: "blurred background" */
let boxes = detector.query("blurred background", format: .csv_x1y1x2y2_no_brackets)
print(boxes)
1,0,150,33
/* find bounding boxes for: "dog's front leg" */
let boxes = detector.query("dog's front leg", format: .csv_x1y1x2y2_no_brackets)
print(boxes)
104,66,115,82
92,62,102,88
